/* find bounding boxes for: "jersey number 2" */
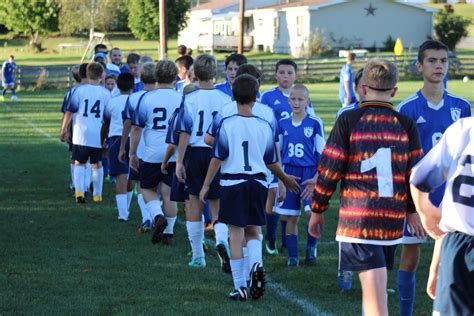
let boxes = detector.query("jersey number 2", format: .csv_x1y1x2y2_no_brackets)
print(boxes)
83,100,101,118
152,107,167,130
360,147,394,197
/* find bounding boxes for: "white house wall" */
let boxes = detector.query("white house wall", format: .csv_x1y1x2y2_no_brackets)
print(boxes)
179,10,213,49
251,9,281,53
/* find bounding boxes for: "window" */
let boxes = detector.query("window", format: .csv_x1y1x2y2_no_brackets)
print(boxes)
274,17,280,39
296,16,303,36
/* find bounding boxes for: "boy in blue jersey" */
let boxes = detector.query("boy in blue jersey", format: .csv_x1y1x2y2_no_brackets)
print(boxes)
339,52,357,107
275,84,325,266
336,68,364,119
126,53,143,92
396,39,471,316
175,55,194,94
199,74,300,301
1,55,17,102
215,53,247,99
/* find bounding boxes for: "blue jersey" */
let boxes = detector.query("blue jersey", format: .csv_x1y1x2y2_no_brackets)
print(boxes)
397,90,471,206
215,80,233,100
176,76,185,94
60,85,80,113
134,80,144,93
2,61,16,82
336,102,359,119
278,115,325,167
339,63,356,105
260,87,315,120
119,64,129,73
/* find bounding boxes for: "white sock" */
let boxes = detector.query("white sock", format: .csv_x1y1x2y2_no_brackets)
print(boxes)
137,194,150,222
70,164,75,187
259,233,263,242
243,247,250,281
164,216,177,234
146,200,163,220
214,222,229,245
186,220,204,260
116,194,128,220
126,191,133,211
247,239,263,267
230,258,246,289
85,162,92,192
74,165,85,195
92,167,104,196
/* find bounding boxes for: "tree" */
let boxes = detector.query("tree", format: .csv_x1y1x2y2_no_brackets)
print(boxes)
434,5,471,51
128,0,190,40
0,0,59,51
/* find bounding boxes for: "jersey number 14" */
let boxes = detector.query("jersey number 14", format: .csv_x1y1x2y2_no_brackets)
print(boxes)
83,100,101,118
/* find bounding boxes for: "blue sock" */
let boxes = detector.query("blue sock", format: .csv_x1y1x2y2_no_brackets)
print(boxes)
2,88,6,96
265,213,279,241
286,234,298,258
397,270,416,316
102,156,109,177
306,224,317,248
203,201,211,224
281,220,287,247
11,88,15,96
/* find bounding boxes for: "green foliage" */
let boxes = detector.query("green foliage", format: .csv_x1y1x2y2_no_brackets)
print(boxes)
128,0,190,40
435,5,471,51
382,35,396,52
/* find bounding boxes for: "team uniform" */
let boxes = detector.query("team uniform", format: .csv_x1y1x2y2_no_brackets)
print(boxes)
339,63,356,107
215,80,233,99
134,78,144,92
2,60,16,87
260,87,315,121
336,102,359,119
410,117,474,316
176,76,185,94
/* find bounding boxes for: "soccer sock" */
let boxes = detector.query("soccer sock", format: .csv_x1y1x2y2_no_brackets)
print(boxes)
11,88,15,96
126,191,133,210
281,220,288,248
137,193,150,223
203,200,212,224
92,167,104,197
306,224,317,248
69,164,75,188
116,194,128,220
186,220,204,260
286,234,298,258
259,233,263,242
247,239,263,267
214,222,229,245
2,88,6,96
398,270,416,316
84,163,92,192
146,199,164,219
243,247,250,281
265,213,279,241
230,258,246,289
74,165,85,195
164,216,177,234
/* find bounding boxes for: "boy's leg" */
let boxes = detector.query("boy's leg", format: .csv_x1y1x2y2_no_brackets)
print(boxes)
141,188,167,243
69,159,75,190
229,225,247,300
84,161,92,195
286,215,299,266
246,226,266,300
74,161,86,202
212,196,231,273
280,215,288,252
160,182,178,245
305,209,318,265
115,173,129,221
359,267,389,316
91,161,103,201
264,187,279,255
126,180,134,210
186,195,205,266
398,244,420,316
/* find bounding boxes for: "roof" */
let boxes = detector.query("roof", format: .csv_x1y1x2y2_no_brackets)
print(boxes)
191,0,237,12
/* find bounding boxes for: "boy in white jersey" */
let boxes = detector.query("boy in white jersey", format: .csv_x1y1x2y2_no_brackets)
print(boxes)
176,54,232,268
410,117,474,316
102,73,135,221
130,60,182,245
60,62,111,203
200,74,300,301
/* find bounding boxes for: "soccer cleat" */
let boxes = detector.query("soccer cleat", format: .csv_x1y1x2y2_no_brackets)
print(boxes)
136,220,152,233
75,191,85,204
11,95,17,101
118,217,128,222
249,262,266,300
229,287,247,301
288,256,299,267
151,215,168,244
188,257,206,268
216,242,231,273
338,270,353,291
305,246,317,266
162,233,174,245
93,195,102,202
264,239,279,255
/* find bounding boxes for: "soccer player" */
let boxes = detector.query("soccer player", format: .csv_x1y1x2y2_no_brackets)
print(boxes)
1,55,17,102
309,58,424,316
215,53,247,99
199,74,300,301
396,39,471,316
60,62,111,203
336,67,364,119
110,48,129,73
275,84,325,267
102,72,135,221
339,52,357,107
175,55,193,94
177,44,187,57
410,117,474,316
126,53,143,92
175,54,232,268
105,74,120,97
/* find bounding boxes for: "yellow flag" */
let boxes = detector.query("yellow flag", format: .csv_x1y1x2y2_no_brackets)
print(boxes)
394,37,404,56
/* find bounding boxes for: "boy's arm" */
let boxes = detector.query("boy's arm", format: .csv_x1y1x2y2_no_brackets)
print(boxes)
199,157,222,203
119,119,132,163
176,132,190,182
410,185,445,240
129,125,143,171
161,144,176,174
427,237,443,300
60,112,73,142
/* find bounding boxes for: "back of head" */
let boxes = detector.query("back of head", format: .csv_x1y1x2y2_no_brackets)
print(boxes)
363,58,398,91
140,62,157,84
347,52,356,62
127,53,141,65
236,64,262,85
94,43,107,54
71,64,81,83
177,44,187,56
225,53,247,69
354,68,364,88
232,74,259,104
79,63,88,80
139,55,153,64
155,60,178,84
194,54,217,81
275,59,297,73
417,40,448,63
175,55,194,70
117,72,135,92
86,62,104,81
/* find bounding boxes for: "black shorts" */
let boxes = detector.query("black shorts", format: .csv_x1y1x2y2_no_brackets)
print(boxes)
139,161,175,189
71,144,102,164
185,147,220,199
433,231,474,316
218,173,268,228
170,172,187,202
128,159,143,181
107,136,129,176
339,242,397,272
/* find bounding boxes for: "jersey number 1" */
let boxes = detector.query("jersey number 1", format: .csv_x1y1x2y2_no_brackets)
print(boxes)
83,100,101,118
360,147,394,197
242,141,252,171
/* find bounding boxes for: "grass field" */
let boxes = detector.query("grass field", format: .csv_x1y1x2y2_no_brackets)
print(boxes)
0,80,473,314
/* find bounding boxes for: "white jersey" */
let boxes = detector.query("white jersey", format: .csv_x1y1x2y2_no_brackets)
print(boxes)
213,115,277,178
111,87,120,97
410,117,474,235
178,88,232,147
132,88,182,163
104,94,128,138
125,90,149,159
67,84,111,148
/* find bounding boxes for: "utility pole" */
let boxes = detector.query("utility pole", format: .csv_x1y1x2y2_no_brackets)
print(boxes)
159,0,168,59
238,0,245,54
89,0,96,39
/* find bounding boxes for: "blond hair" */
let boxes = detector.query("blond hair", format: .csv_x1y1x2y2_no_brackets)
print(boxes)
289,83,310,98
363,58,398,91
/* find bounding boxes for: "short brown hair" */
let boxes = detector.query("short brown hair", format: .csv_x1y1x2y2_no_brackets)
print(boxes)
232,74,259,104
236,64,262,84
140,62,156,84
363,58,398,91
155,60,178,84
71,65,81,83
127,53,140,65
193,54,216,81
86,62,104,80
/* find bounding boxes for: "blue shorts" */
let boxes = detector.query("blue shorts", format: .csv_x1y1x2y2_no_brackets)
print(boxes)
140,161,174,189
218,173,268,228
339,242,397,272
128,159,142,181
2,78,14,87
268,171,279,189
170,172,188,202
71,145,102,164
185,147,220,199
275,165,317,216
107,136,129,176
433,231,474,316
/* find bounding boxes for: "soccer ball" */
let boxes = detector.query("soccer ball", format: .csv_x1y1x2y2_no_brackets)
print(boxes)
463,76,469,83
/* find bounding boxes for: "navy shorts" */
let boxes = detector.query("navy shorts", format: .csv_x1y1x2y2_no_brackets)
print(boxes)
433,231,474,316
71,144,102,164
128,159,142,181
185,147,220,199
218,173,268,228
107,136,129,176
140,161,175,189
170,173,187,202
339,242,397,272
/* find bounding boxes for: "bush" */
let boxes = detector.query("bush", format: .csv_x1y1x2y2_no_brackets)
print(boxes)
434,5,471,51
382,35,396,52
